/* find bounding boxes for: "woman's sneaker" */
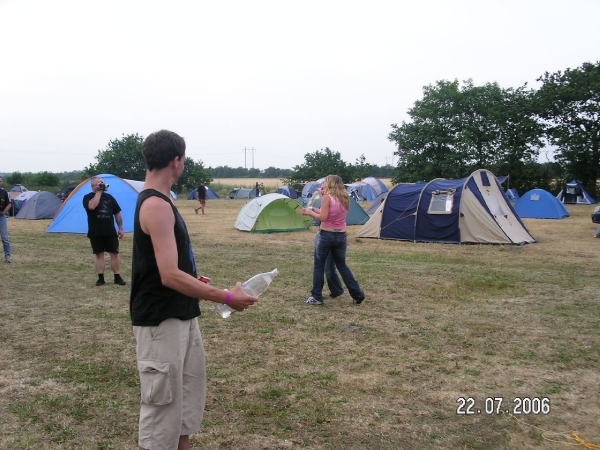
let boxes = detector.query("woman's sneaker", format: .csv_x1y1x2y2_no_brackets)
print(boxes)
353,296,365,305
304,297,323,305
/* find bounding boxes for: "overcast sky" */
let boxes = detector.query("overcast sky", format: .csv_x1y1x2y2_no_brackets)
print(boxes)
1,0,598,174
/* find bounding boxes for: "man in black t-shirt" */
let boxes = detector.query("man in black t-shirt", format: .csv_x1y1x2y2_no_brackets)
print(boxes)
82,176,126,286
194,180,207,215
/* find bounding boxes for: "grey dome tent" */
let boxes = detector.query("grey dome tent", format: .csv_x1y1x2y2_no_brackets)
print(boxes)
345,177,389,202
301,177,326,198
228,188,257,199
15,191,63,220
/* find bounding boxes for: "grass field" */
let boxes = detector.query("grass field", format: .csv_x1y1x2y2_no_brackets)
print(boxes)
1,199,599,449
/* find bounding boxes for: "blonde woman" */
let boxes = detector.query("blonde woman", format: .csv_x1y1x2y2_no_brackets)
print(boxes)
299,175,365,305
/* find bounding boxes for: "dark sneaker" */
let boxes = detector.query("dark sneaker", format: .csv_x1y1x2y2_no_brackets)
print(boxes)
353,296,365,305
304,296,323,305
114,277,127,286
95,279,106,286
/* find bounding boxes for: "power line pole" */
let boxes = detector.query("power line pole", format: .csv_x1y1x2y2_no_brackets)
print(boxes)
244,147,256,169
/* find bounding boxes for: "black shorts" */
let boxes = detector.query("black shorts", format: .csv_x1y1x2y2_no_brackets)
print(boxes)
89,235,120,254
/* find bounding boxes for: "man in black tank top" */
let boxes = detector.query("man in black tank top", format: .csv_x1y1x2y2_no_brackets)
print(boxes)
130,130,258,450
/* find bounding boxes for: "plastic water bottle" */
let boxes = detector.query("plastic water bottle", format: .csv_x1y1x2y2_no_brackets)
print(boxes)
307,190,321,208
216,268,280,318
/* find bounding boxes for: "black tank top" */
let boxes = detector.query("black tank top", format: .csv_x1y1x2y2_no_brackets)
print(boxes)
130,189,201,326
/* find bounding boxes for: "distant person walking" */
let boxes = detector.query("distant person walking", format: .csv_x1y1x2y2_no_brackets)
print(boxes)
131,129,258,450
0,176,12,263
255,182,260,197
83,176,127,286
299,175,364,305
195,180,207,215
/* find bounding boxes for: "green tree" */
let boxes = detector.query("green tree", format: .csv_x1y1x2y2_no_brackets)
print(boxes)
371,164,396,178
288,148,352,183
388,80,467,182
31,171,60,187
84,133,146,180
6,171,25,186
389,79,546,191
351,154,374,181
534,61,600,197
263,166,281,178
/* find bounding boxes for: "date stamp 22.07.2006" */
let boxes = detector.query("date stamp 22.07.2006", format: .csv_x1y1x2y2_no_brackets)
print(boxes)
456,397,550,415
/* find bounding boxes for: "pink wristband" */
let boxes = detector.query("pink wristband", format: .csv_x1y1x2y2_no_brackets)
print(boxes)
226,290,232,305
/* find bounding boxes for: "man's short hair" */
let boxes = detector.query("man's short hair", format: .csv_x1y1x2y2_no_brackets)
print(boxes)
142,130,186,171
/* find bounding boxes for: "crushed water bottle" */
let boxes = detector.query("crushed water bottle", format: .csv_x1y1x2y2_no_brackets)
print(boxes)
307,190,321,208
216,268,280,318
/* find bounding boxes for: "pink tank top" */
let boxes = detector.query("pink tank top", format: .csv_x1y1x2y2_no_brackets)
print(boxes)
322,196,347,229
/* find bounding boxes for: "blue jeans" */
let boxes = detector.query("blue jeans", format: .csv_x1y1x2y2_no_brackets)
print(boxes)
314,233,344,297
0,213,10,258
311,230,364,302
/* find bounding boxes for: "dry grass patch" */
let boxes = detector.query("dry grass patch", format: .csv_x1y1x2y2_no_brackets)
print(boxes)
1,200,599,449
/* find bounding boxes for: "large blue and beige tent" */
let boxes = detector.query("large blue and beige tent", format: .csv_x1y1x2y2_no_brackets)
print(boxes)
357,169,535,244
514,189,570,219
234,193,311,233
556,179,595,205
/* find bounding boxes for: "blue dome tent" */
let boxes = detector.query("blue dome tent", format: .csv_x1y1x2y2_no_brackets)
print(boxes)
188,187,220,200
514,189,570,219
275,186,299,199
47,174,177,234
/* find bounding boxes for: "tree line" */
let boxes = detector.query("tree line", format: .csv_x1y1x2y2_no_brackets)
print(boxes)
388,61,600,197
4,61,597,197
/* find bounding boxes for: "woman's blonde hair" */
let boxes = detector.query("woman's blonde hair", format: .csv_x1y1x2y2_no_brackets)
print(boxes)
324,175,349,210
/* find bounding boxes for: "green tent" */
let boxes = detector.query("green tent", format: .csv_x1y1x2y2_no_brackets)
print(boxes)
234,193,312,233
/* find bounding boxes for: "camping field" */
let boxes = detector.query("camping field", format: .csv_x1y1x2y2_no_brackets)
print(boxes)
1,199,599,449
